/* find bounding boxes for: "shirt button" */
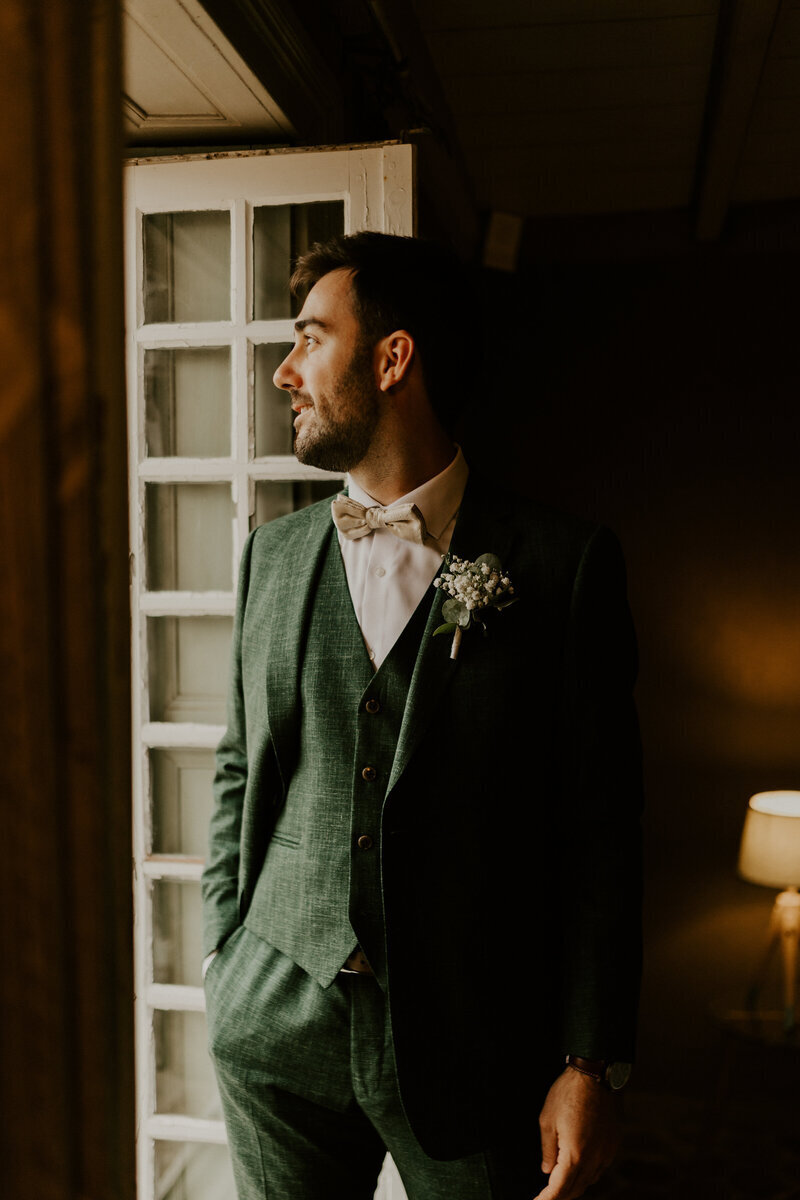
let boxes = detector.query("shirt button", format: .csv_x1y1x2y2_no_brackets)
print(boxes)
361,766,377,782
365,699,381,714
374,566,386,577
357,834,373,850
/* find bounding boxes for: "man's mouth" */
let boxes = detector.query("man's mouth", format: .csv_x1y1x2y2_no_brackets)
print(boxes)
291,393,313,415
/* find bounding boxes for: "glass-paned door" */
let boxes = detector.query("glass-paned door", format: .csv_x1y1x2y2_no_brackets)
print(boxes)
125,144,414,1200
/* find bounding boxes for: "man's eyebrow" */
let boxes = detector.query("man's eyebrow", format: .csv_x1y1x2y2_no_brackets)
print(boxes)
294,317,330,333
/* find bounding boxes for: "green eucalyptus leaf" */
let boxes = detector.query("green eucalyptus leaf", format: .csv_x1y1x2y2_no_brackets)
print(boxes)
474,552,502,572
433,622,457,637
442,598,470,627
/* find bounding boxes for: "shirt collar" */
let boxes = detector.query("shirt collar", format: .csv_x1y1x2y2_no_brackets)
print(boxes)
346,446,469,541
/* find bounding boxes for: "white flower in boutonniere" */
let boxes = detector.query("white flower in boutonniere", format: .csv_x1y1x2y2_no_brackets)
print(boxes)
432,553,518,660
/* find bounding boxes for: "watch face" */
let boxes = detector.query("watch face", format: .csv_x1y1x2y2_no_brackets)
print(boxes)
606,1061,632,1091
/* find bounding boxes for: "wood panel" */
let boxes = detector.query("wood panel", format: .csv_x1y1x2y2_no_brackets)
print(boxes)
460,103,705,149
425,15,718,76
758,53,800,100
416,0,719,31
749,91,800,132
738,126,800,164
442,63,712,117
123,0,292,140
695,0,783,238
482,166,693,215
733,160,800,202
769,3,800,55
125,13,220,116
197,0,345,143
468,135,698,176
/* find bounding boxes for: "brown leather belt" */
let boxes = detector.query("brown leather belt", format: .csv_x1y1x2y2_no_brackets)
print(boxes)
340,947,374,976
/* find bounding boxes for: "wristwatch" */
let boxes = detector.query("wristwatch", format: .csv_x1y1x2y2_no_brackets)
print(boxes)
565,1055,632,1092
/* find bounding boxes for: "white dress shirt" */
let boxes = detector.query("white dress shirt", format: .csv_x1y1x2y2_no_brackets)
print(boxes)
337,447,469,669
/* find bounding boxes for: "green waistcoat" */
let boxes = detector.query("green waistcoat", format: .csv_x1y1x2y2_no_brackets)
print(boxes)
243,529,435,988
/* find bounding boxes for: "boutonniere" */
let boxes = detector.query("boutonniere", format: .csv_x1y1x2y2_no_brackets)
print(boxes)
433,553,518,660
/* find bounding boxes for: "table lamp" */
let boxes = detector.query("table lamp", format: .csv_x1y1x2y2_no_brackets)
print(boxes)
738,790,800,1033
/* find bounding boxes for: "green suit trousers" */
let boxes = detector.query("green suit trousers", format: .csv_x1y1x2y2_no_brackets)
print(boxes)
205,925,546,1199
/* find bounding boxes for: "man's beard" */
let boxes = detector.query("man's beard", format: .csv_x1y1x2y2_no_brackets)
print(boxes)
292,341,381,473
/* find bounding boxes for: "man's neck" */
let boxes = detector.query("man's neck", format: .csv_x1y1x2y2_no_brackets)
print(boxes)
349,433,457,507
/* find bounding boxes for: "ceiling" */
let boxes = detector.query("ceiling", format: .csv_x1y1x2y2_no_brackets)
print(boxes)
413,0,800,232
123,0,800,246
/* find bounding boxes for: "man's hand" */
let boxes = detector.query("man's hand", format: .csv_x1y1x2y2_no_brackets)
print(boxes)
533,1067,620,1199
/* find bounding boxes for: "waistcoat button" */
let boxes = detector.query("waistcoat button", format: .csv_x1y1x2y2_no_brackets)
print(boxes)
357,834,373,850
365,699,380,714
361,765,377,782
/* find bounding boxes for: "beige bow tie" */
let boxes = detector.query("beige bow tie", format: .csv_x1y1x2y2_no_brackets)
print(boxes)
331,495,428,545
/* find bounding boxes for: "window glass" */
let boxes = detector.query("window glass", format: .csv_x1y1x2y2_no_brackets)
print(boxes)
154,1010,221,1117
146,484,234,592
153,880,203,987
254,479,342,528
145,348,231,457
155,1142,236,1200
253,200,344,319
147,617,233,724
151,749,216,856
143,211,231,323
254,342,293,456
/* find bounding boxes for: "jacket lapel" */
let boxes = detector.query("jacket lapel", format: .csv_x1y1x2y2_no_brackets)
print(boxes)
386,477,518,796
260,503,335,792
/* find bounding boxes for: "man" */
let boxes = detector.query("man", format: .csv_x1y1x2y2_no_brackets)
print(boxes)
201,232,643,1200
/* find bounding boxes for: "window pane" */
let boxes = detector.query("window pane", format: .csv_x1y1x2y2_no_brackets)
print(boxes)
145,348,231,457
254,479,342,528
253,200,344,319
144,211,231,324
254,342,293,456
155,1141,236,1200
146,484,234,592
148,617,232,724
155,1010,220,1118
153,880,202,987
151,749,215,856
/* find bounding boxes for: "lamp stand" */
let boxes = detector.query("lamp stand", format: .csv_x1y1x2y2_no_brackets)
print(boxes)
746,886,800,1033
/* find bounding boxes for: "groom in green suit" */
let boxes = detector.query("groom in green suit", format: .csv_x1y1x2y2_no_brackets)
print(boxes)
202,232,643,1199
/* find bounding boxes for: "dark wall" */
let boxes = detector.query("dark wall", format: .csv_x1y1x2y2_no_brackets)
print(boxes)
462,233,800,1100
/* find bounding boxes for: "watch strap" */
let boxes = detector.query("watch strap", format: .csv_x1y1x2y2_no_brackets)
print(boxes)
565,1055,632,1091
565,1055,606,1084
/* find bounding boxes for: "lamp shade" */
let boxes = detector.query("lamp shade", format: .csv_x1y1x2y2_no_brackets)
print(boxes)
738,791,800,888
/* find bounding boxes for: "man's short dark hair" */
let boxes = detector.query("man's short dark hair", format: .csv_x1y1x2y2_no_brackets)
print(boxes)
291,231,469,434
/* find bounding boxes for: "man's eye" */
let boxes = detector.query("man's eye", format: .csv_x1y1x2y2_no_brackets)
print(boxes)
304,334,317,348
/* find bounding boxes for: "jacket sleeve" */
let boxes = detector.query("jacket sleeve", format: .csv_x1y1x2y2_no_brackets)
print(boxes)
201,529,256,958
558,525,644,1062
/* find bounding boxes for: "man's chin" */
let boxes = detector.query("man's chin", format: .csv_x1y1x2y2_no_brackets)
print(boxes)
293,434,351,474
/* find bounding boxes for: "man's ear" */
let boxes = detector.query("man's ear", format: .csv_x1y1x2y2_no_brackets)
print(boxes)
377,330,415,392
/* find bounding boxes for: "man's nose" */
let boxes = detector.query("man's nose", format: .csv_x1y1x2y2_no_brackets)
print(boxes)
273,346,301,391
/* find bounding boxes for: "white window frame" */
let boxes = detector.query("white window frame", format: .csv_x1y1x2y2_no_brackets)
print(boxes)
124,143,414,1200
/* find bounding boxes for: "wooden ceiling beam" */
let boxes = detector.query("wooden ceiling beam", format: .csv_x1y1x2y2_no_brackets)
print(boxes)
695,0,783,239
197,0,346,142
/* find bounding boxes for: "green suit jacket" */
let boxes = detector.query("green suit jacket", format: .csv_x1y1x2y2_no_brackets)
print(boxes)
202,476,643,1158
